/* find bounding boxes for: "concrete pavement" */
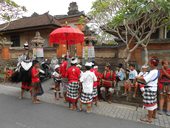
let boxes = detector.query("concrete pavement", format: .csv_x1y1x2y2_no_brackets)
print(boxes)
0,82,170,128
0,94,161,128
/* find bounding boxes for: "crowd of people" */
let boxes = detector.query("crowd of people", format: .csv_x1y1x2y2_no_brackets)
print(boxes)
9,54,170,123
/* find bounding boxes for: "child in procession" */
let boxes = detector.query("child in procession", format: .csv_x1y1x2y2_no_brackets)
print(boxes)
133,65,149,98
51,64,62,100
31,60,44,104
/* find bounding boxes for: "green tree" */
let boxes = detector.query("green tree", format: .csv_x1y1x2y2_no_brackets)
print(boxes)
0,0,26,30
90,0,170,64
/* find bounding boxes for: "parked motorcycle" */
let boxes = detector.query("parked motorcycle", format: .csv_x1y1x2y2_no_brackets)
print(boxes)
50,56,59,72
39,60,51,82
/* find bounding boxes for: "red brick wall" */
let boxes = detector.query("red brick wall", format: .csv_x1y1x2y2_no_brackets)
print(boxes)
131,39,170,66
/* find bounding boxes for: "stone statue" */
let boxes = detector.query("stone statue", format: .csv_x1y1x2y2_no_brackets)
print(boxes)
31,32,45,59
31,31,45,48
0,36,12,47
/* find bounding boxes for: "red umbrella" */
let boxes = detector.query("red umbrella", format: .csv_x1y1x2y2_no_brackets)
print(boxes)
49,26,84,46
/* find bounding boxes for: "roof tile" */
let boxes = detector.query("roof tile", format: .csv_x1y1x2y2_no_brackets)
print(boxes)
0,12,61,32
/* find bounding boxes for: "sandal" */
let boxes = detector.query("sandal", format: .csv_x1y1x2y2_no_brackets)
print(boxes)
36,99,41,102
140,117,152,123
133,94,136,98
108,100,112,104
86,110,91,113
33,101,41,104
166,112,170,116
145,114,157,119
69,107,77,111
19,96,23,100
77,109,83,112
158,110,164,115
94,102,98,106
122,93,127,96
69,107,73,110
152,116,157,119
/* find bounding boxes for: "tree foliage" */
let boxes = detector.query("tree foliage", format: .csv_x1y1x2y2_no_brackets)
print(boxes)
90,0,170,64
0,0,26,30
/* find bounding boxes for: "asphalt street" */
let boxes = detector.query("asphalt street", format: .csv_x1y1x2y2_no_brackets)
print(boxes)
0,94,161,128
5,79,54,94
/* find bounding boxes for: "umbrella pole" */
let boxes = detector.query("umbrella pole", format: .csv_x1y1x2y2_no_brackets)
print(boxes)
67,41,69,51
66,41,69,59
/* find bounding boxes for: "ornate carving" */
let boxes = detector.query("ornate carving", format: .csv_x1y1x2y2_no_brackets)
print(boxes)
0,36,12,48
67,2,80,15
31,31,45,48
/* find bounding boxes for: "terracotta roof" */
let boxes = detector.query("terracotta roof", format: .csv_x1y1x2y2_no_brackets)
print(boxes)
150,39,170,44
95,42,126,49
0,12,61,33
54,15,68,19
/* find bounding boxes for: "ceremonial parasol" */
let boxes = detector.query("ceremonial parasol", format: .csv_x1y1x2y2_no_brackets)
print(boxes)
49,26,84,48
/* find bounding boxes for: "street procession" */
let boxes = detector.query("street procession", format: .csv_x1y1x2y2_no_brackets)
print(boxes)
0,0,170,128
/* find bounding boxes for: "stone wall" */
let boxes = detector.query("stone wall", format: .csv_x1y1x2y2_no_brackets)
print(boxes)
0,47,57,69
131,39,170,67
95,46,125,65
1,39,170,71
8,47,56,59
95,48,116,58
94,46,126,71
0,46,126,70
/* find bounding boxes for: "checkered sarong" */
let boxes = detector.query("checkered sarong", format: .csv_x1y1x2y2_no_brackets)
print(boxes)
66,82,79,100
80,92,93,104
53,78,61,84
143,88,157,106
62,78,68,92
93,87,98,98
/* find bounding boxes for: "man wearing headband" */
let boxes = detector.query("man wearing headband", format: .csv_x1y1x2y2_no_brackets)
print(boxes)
60,54,68,102
79,62,97,113
66,57,80,110
137,56,159,123
100,63,116,103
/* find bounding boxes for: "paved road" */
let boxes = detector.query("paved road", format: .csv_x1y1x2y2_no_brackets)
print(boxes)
3,80,170,128
5,79,54,94
0,94,161,128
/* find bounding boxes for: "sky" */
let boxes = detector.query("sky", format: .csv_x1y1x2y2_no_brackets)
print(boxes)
13,0,95,16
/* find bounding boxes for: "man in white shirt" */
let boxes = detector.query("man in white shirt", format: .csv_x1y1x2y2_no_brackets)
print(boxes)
136,57,159,123
123,64,138,96
79,62,97,113
128,64,138,83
